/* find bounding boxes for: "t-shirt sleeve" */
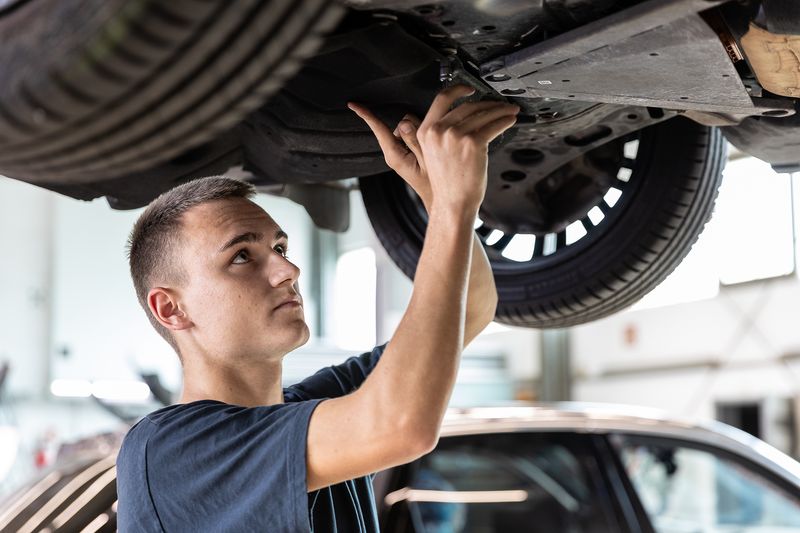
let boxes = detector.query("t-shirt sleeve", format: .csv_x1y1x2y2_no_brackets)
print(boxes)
143,399,323,532
284,341,389,402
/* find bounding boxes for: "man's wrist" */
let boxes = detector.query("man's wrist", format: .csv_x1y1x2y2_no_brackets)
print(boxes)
416,189,480,225
428,201,479,227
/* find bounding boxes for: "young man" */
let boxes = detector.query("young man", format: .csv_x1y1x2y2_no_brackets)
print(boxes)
115,85,519,532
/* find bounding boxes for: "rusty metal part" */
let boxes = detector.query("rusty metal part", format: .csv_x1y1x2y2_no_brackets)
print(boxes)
741,22,800,97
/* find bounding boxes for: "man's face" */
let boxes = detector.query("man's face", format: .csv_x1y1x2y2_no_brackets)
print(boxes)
174,197,309,362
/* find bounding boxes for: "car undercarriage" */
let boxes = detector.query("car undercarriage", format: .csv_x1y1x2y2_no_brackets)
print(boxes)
1,0,798,327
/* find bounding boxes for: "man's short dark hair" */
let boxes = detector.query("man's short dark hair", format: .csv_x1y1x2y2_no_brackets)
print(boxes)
126,176,256,353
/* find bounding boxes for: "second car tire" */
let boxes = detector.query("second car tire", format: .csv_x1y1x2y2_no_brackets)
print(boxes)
360,117,727,328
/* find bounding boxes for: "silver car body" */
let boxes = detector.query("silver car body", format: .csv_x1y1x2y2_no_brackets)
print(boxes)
439,402,800,489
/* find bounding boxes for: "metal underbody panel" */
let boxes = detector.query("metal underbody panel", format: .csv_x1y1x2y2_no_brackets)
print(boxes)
478,0,794,116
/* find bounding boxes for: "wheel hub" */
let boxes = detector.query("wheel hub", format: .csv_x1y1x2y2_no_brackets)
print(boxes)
480,134,624,235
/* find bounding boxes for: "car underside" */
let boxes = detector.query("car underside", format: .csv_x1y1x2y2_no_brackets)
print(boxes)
1,0,799,327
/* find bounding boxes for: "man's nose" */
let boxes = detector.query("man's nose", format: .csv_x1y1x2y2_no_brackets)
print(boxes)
268,254,300,287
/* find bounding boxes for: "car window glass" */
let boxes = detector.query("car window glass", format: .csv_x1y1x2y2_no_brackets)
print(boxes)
385,432,617,533
616,436,800,532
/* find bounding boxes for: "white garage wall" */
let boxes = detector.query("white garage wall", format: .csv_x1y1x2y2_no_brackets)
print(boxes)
571,275,800,419
0,178,53,398
49,196,160,386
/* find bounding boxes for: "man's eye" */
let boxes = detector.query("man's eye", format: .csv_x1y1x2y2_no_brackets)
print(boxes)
232,249,250,264
275,244,289,259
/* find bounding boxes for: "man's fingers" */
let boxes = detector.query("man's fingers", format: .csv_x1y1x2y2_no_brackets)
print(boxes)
397,120,423,163
392,113,422,137
348,102,408,162
454,105,520,135
348,102,394,144
405,114,422,127
396,113,422,131
473,114,519,144
424,85,476,124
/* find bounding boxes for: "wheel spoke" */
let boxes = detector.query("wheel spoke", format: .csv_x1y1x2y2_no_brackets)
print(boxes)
533,235,545,257
622,156,636,168
581,216,593,231
490,233,514,252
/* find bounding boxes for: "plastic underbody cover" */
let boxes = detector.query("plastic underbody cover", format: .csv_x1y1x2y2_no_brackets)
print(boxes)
241,21,444,186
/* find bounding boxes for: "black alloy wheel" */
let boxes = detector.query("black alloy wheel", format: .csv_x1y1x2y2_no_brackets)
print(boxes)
359,117,726,328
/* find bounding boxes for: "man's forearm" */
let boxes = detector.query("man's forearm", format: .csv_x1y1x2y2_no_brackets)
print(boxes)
362,203,475,443
418,193,497,345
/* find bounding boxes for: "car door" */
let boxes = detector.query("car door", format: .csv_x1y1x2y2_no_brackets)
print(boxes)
609,433,800,533
375,431,635,533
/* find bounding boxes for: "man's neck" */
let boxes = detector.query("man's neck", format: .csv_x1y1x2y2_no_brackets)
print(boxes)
178,355,284,407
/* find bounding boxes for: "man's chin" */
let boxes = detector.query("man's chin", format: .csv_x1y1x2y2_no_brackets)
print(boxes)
288,323,311,351
298,324,311,346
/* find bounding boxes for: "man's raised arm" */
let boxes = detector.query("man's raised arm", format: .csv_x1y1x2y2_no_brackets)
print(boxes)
416,201,498,349
386,111,499,350
305,86,518,491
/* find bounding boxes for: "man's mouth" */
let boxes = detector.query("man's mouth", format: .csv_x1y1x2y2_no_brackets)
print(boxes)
275,296,302,310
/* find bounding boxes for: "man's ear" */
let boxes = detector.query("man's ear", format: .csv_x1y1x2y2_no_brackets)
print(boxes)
147,287,192,331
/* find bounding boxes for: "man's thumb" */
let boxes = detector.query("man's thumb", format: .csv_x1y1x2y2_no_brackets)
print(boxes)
397,120,423,161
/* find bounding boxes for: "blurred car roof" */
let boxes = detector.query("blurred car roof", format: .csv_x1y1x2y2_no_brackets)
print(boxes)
441,402,800,486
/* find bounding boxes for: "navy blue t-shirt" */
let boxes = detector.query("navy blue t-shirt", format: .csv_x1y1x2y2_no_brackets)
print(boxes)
116,342,388,532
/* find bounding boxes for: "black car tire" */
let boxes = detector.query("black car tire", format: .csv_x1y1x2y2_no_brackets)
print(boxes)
359,117,726,328
0,0,342,184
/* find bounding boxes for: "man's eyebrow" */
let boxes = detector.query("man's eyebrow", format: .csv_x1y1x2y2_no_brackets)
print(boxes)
217,230,288,254
218,232,263,253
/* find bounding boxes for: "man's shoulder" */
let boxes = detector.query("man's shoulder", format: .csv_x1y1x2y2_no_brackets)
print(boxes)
120,399,321,452
118,401,227,458
117,398,323,501
141,399,229,427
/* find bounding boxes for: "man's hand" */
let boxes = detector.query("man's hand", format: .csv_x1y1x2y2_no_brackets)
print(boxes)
346,104,432,203
347,85,519,212
348,85,509,345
